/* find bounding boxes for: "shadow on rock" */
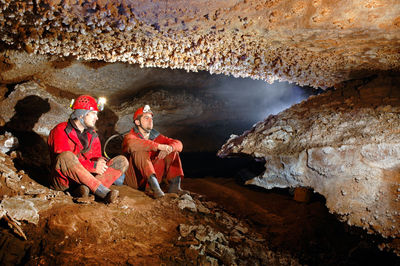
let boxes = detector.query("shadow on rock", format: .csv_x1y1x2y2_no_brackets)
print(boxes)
1,95,51,186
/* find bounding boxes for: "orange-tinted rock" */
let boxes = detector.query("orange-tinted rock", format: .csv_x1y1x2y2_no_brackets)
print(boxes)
0,0,399,88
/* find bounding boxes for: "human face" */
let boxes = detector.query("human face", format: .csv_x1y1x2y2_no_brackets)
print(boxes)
139,113,153,132
83,111,98,128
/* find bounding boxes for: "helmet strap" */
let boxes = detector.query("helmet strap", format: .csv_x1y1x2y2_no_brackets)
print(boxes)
139,123,150,134
78,116,88,130
137,120,150,134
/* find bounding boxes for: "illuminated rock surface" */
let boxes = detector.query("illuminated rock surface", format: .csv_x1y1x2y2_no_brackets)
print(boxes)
0,0,399,88
219,75,400,254
0,0,399,263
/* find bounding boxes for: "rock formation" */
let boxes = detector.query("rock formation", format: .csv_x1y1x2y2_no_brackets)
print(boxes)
0,52,310,153
1,0,399,88
219,75,400,254
0,0,399,260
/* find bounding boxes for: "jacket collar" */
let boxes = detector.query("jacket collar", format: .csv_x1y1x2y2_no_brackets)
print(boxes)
65,120,82,149
67,119,94,135
65,120,97,153
133,124,160,140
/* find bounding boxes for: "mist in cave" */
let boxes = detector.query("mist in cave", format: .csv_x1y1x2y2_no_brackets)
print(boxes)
174,75,314,179
212,77,313,122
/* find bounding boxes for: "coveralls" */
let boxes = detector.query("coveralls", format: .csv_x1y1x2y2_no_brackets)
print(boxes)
48,120,127,192
122,125,184,190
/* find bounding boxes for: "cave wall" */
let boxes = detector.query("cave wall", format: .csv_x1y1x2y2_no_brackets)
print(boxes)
0,0,399,254
219,75,400,253
0,52,310,153
0,51,310,152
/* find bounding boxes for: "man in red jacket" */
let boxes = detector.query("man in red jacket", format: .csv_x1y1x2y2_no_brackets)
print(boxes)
48,95,128,203
122,105,188,198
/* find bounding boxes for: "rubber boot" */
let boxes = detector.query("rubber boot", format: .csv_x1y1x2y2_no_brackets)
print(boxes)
94,184,119,204
104,190,119,204
71,184,90,198
148,174,165,199
168,176,189,195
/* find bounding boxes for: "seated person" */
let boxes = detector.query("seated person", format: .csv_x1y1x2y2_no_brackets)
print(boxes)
47,95,128,203
122,105,188,198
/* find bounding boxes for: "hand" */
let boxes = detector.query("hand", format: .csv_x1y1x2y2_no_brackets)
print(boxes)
95,158,108,175
157,150,169,159
158,144,173,154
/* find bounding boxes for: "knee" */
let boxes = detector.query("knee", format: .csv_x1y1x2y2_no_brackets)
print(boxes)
56,151,78,163
111,155,129,173
167,151,180,159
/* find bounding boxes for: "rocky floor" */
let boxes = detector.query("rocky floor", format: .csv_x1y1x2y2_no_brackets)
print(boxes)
0,151,399,265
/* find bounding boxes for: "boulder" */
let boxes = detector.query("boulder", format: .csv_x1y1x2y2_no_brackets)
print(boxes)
219,75,400,246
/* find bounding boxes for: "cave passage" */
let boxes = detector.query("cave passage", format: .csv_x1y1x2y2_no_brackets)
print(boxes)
0,67,399,265
0,0,399,262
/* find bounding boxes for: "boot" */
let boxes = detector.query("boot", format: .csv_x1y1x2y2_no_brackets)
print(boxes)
71,184,90,198
104,190,119,204
148,174,165,199
168,176,189,195
95,184,119,204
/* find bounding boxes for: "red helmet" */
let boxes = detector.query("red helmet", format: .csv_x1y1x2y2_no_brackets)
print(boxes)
70,95,99,111
133,105,153,121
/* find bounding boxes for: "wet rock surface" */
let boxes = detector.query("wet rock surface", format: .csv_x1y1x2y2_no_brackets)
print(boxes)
219,75,400,254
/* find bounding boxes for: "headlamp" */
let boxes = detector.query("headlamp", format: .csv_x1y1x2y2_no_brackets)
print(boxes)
97,97,107,111
143,104,151,113
69,99,75,109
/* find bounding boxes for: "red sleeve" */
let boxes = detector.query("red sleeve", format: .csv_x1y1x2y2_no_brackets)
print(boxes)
155,134,183,152
123,132,159,153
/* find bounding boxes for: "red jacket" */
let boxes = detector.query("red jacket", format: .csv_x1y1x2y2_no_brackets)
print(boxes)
123,126,183,156
48,121,102,172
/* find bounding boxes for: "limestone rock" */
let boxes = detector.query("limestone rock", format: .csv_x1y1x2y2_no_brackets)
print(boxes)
0,1,399,88
179,224,197,238
195,201,211,214
178,194,197,212
0,81,69,136
219,75,400,248
0,152,20,181
0,197,39,225
0,132,18,154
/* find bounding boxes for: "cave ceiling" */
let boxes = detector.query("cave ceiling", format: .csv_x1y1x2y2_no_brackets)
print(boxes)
0,0,399,90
